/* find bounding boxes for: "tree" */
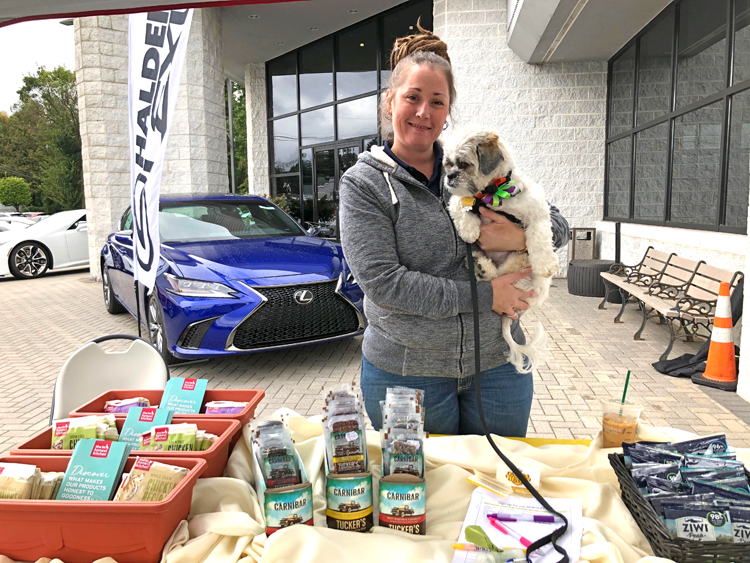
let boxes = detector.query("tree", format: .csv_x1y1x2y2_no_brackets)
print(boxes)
0,66,83,213
225,81,249,193
0,177,32,211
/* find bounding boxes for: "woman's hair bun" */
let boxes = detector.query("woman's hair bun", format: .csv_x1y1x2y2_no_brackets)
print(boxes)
390,19,450,71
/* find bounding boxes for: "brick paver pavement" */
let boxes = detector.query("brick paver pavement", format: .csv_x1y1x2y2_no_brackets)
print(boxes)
1,268,749,455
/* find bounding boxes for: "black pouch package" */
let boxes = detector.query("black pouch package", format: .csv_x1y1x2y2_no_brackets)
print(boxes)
632,463,681,493
680,466,746,484
665,504,733,542
623,441,674,468
646,476,687,494
672,434,729,456
682,454,744,469
653,494,715,522
691,479,750,500
714,477,750,492
729,507,750,543
630,446,684,466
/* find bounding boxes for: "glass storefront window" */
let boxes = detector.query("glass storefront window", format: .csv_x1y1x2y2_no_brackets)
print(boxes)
671,100,723,225
275,176,301,221
272,116,299,174
725,91,750,229
607,137,632,219
637,11,674,126
337,22,378,100
609,45,635,137
381,1,432,86
733,0,750,84
299,39,333,109
337,96,377,139
268,52,297,117
634,122,669,220
675,0,728,109
301,106,335,145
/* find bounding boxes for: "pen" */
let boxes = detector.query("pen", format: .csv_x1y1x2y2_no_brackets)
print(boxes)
452,543,523,552
488,512,564,524
487,516,533,549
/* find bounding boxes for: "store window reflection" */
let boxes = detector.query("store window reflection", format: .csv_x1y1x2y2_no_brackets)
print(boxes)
299,39,333,109
268,52,297,117
338,96,377,139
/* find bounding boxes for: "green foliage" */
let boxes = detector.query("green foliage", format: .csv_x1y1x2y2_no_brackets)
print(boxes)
0,177,32,211
0,66,83,213
226,81,248,192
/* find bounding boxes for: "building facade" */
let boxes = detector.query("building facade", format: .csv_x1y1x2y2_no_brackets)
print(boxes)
70,0,749,397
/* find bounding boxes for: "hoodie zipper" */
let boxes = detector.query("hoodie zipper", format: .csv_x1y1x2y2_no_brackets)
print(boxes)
387,167,466,375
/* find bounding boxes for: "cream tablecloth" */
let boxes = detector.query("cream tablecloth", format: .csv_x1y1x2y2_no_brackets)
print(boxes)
6,413,748,563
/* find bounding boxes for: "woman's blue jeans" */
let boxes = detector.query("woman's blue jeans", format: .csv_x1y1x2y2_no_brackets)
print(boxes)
360,355,533,437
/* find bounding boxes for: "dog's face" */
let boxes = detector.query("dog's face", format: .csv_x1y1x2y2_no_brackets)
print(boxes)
443,130,515,197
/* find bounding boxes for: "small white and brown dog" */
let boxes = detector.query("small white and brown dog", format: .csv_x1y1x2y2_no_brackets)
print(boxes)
443,129,559,374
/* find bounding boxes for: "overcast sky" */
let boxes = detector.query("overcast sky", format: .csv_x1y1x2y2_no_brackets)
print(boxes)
0,19,76,114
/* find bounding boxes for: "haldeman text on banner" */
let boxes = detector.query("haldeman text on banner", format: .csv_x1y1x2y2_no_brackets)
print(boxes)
128,9,193,290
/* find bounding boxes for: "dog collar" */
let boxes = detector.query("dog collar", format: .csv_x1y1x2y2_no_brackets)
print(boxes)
461,171,517,210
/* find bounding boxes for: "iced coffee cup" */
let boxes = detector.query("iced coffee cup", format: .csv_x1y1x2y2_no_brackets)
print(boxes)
601,399,642,448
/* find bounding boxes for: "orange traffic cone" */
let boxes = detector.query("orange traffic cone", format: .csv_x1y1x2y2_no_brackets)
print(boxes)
692,282,738,391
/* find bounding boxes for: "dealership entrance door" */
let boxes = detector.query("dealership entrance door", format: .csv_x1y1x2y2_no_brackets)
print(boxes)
300,137,376,239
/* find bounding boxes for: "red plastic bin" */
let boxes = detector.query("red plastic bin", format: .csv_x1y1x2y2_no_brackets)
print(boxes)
67,388,263,448
0,454,206,563
9,418,240,478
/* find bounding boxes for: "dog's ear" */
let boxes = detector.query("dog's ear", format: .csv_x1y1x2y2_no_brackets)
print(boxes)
476,133,504,176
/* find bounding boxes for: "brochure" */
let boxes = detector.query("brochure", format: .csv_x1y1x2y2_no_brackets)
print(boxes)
159,377,208,414
55,439,130,501
120,407,173,446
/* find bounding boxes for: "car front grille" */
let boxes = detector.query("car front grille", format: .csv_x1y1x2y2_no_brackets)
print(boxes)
230,281,361,350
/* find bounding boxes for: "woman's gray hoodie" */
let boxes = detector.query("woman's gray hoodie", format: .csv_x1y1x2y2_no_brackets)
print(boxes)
338,146,569,378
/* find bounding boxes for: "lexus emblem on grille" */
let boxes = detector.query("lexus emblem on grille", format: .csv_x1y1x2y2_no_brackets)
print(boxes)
294,289,314,305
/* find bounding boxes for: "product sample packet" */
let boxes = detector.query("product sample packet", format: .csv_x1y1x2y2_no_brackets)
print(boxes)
680,466,745,484
632,463,681,493
0,462,38,499
204,401,247,414
254,421,300,489
691,479,750,500
113,457,188,502
665,505,733,542
56,439,130,501
646,476,686,494
120,407,173,447
629,446,683,466
682,454,744,469
149,423,198,451
160,377,208,414
622,441,675,467
103,397,150,413
51,415,118,450
37,471,64,500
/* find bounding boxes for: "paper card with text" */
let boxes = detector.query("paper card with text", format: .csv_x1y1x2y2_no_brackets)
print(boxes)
56,439,131,501
120,407,174,446
159,378,208,414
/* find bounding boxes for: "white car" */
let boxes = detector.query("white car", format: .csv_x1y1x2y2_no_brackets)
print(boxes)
0,209,89,279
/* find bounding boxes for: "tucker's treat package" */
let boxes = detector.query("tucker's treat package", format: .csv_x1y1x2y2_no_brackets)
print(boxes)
321,384,374,532
104,397,150,413
51,415,118,450
378,386,427,535
251,419,313,536
113,458,188,502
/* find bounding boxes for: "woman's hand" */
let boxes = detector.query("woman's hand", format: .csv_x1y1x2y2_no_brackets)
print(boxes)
490,268,536,319
477,207,526,252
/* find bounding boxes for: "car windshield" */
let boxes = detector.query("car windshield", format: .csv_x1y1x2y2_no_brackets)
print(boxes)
159,200,305,242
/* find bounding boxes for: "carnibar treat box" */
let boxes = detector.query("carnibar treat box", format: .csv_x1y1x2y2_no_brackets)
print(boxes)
251,441,313,535
324,447,374,532
378,474,426,535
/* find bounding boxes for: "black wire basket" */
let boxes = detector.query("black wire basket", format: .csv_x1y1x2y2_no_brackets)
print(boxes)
608,452,750,562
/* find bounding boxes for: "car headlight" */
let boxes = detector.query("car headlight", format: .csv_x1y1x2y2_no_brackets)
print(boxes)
164,273,238,298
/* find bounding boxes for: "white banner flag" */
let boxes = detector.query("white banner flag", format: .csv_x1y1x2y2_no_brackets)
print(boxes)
128,9,193,289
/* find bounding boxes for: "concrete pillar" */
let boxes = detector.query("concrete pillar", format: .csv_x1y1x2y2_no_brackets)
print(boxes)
244,62,269,195
75,8,228,280
738,164,750,402
434,0,607,276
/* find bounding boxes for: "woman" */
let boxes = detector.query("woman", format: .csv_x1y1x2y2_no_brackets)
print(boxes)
338,26,569,436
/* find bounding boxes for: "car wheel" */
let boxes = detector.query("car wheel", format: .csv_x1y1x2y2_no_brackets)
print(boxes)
148,292,178,365
9,242,50,279
102,265,126,314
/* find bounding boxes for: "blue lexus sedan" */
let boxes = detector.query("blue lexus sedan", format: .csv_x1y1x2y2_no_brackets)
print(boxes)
101,194,365,363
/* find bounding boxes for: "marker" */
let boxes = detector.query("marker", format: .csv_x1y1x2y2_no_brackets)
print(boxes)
452,543,523,553
487,516,533,549
487,512,563,524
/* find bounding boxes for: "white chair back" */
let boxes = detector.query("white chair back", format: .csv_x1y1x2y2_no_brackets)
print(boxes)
50,337,169,422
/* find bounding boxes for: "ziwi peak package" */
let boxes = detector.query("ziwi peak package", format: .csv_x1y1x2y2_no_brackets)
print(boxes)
665,505,733,542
